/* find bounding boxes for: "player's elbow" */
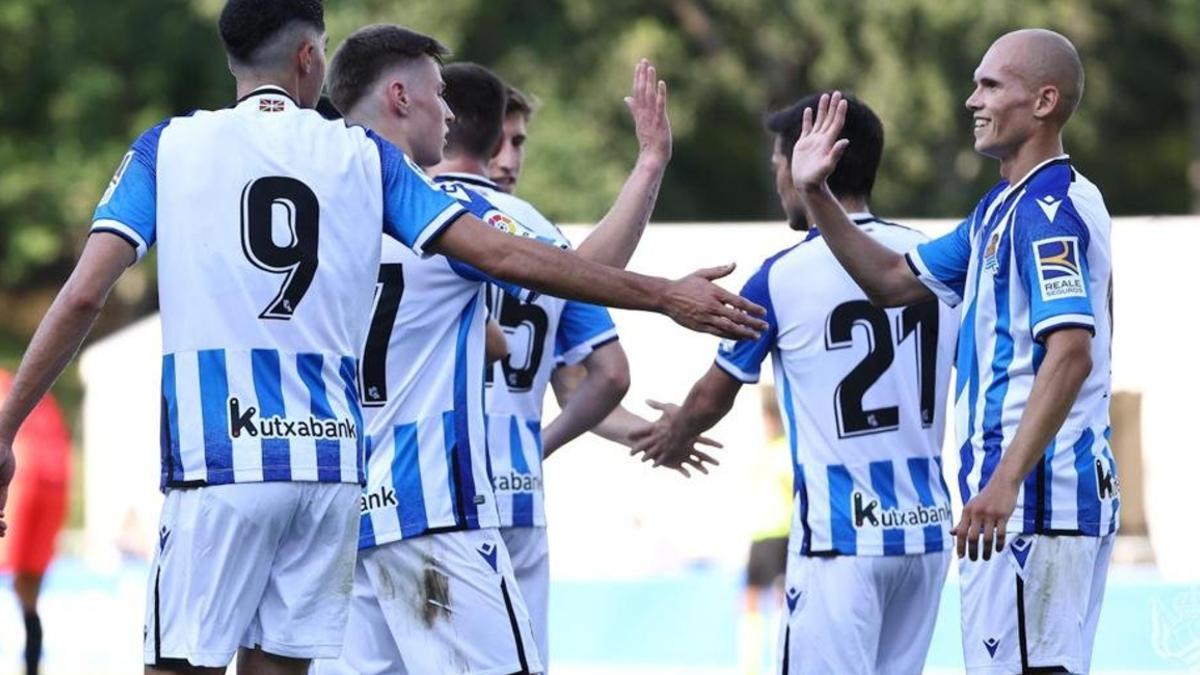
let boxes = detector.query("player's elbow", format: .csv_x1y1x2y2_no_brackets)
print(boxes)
1046,328,1094,380
60,281,108,316
586,348,631,400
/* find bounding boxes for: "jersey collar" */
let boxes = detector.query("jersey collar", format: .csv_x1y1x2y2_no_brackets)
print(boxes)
235,85,301,111
433,172,500,191
805,210,876,241
996,154,1071,201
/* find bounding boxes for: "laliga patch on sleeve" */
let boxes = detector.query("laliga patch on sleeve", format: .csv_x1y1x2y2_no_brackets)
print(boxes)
98,150,134,207
1033,236,1086,301
402,153,440,189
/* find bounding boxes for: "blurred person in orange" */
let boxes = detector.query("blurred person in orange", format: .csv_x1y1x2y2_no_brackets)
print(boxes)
0,368,71,675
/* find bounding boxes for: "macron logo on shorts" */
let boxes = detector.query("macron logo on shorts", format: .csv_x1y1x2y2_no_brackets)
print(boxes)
478,543,498,572
786,587,803,614
984,637,1000,658
1010,537,1032,569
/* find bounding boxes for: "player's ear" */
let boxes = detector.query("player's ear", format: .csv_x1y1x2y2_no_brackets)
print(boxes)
1032,85,1060,122
297,39,315,75
388,79,410,117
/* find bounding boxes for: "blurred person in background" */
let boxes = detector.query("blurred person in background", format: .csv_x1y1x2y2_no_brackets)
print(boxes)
791,28,1117,673
0,369,71,675
634,92,959,675
738,386,791,675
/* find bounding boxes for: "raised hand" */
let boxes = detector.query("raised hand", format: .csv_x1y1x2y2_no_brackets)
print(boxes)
790,91,850,192
625,59,672,168
629,401,721,478
663,264,768,340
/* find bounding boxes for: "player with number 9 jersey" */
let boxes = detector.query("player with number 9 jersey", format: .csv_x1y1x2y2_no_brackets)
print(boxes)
92,83,468,668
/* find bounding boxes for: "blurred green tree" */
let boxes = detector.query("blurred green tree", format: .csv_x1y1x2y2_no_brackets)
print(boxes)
0,0,1195,353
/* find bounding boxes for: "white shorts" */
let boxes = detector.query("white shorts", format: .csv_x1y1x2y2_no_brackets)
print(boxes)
960,533,1114,674
316,528,543,675
502,526,551,670
778,550,950,675
144,482,360,668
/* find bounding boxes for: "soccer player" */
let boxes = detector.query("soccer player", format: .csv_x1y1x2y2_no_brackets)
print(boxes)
318,39,548,674
789,29,1117,674
488,75,692,458
0,369,70,675
632,93,959,674
439,60,690,669
0,2,766,673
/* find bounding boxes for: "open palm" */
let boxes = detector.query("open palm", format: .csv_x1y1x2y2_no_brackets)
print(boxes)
790,91,851,192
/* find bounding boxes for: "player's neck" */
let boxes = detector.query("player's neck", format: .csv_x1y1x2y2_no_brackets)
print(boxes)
836,195,869,215
235,76,302,105
998,132,1065,184
428,155,489,180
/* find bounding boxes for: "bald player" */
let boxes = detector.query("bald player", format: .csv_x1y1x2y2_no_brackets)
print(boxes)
789,30,1117,674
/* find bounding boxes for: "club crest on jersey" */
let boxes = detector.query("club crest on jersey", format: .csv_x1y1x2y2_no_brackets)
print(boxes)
227,397,358,441
1033,236,1086,301
983,231,1002,274
851,491,952,529
258,97,285,113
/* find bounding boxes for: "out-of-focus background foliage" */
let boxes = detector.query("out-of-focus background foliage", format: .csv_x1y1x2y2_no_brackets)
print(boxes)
1,0,1198,359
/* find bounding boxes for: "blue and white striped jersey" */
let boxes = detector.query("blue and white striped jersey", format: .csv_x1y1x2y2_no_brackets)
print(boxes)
718,216,958,557
907,156,1119,537
434,174,618,529
357,175,537,549
91,86,467,489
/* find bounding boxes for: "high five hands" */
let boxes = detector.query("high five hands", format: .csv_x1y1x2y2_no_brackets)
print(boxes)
629,401,721,478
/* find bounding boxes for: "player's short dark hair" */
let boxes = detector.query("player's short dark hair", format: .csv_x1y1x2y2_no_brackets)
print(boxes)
327,24,450,115
504,85,537,120
442,63,508,159
766,92,884,200
218,0,324,65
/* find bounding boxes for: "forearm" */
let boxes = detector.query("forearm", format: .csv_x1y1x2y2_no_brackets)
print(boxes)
989,340,1092,490
550,367,648,447
542,372,627,456
670,376,736,442
434,219,666,312
0,287,106,443
0,233,129,443
799,184,930,306
575,158,666,268
588,405,653,447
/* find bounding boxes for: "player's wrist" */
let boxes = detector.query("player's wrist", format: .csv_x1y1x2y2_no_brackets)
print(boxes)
634,151,669,174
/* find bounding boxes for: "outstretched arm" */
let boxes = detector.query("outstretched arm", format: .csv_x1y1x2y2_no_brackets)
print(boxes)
629,364,740,476
575,59,672,268
551,364,651,447
952,327,1093,561
0,233,133,534
542,342,631,457
429,214,767,340
791,92,932,307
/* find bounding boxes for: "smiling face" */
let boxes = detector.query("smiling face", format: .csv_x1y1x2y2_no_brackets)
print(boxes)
965,38,1041,162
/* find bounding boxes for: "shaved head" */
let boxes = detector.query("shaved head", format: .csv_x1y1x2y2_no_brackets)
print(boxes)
988,29,1084,125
